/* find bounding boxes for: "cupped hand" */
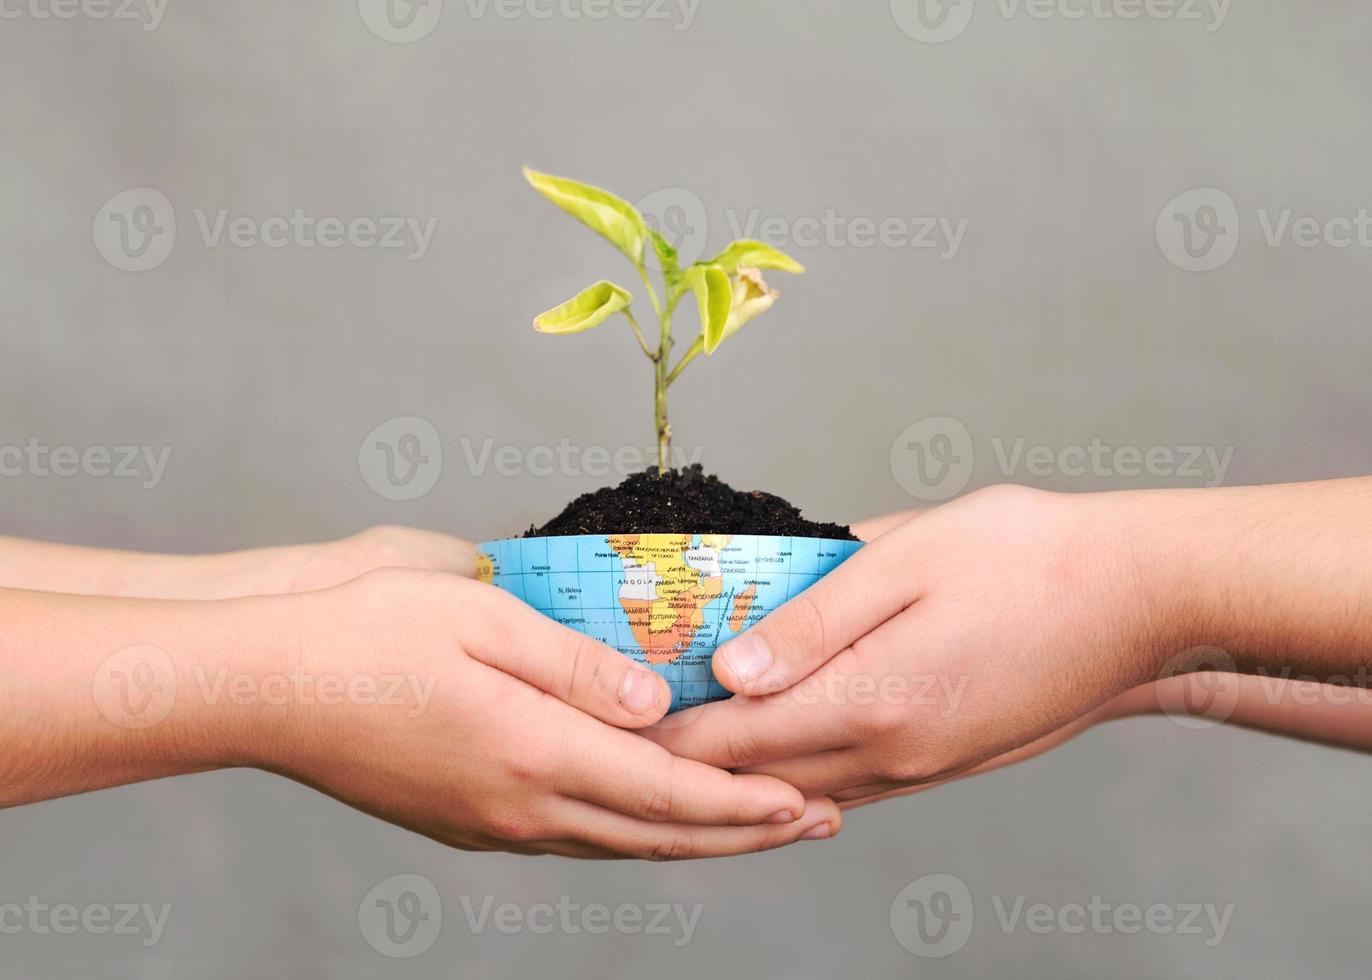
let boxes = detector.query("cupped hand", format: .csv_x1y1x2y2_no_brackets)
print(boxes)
199,525,480,597
248,569,839,860
644,485,1177,801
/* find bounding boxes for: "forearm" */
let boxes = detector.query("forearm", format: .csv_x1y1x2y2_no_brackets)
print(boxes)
0,529,478,600
0,586,283,807
0,534,287,599
1129,478,1372,680
1108,673,1372,753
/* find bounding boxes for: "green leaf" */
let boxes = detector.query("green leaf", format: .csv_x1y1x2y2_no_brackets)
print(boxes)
709,239,806,275
686,265,734,354
523,167,647,267
647,227,679,275
533,281,632,335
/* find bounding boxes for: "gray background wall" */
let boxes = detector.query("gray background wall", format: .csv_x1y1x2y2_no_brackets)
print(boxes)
2,0,1370,976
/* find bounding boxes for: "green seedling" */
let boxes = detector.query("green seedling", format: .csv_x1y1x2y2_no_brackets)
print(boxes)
524,167,805,474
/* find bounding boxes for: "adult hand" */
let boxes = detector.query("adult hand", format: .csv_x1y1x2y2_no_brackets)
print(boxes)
649,478,1372,803
644,485,1173,800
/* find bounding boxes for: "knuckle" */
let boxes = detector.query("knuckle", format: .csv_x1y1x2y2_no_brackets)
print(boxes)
638,773,676,823
863,699,911,738
506,742,556,784
777,592,829,665
881,751,946,785
971,482,1049,515
349,525,414,562
645,829,695,863
483,808,543,844
565,634,610,706
723,725,765,769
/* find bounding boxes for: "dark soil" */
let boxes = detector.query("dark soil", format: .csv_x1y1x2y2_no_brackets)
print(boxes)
524,465,858,540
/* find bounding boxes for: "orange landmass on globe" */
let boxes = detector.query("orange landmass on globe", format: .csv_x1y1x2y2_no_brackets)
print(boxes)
728,583,758,632
610,533,731,665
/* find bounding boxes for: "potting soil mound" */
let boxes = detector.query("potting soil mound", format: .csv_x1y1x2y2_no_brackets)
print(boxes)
524,465,858,541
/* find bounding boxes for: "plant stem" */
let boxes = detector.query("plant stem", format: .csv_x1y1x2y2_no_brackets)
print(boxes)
623,309,653,360
666,336,704,387
638,265,663,320
654,299,672,473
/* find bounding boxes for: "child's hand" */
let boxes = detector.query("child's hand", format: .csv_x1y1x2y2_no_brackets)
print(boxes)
246,569,840,859
0,525,477,599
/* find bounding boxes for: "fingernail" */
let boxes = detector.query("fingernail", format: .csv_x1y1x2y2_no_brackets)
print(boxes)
721,636,773,685
801,823,832,841
619,668,661,715
767,810,798,824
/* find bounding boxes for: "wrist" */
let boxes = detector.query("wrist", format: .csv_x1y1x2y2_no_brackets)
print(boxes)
1115,479,1372,680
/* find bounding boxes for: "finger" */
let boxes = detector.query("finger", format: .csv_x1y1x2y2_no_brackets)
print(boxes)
552,713,807,826
551,797,842,861
349,526,479,577
463,584,672,727
832,782,906,803
838,787,920,810
851,509,924,542
711,533,917,697
642,660,862,770
387,528,479,576
741,748,883,799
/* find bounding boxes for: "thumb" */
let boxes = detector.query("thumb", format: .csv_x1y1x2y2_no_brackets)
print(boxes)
465,583,673,728
712,535,916,696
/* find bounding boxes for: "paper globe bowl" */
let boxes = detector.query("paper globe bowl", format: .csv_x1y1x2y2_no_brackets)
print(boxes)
477,533,862,713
